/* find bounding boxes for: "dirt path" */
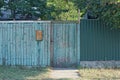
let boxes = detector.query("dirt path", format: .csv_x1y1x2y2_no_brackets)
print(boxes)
50,68,80,79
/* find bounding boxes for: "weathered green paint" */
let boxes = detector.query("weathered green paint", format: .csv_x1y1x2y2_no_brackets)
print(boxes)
80,19,120,61
0,20,120,67
52,22,79,67
0,21,80,67
0,21,51,67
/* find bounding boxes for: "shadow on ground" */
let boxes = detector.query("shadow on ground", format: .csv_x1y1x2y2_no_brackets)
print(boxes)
0,66,49,80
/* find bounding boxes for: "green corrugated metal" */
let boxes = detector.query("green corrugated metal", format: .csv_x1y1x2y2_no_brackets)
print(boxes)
80,19,120,61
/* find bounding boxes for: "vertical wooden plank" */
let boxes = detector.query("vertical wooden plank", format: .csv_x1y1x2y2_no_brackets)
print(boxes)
64,23,67,66
25,25,28,66
0,24,1,64
29,25,32,66
41,23,44,66
32,25,35,66
14,23,17,65
29,23,32,66
34,23,41,66
21,23,24,66
10,23,13,65
1,23,4,65
45,23,48,66
63,23,66,66
66,23,69,66
38,23,41,66
69,23,73,64
54,23,58,67
44,23,47,66
16,23,19,65
33,23,36,66
23,23,26,66
52,23,54,66
74,23,77,65
26,23,32,66
27,23,30,66
9,23,12,65
50,22,54,66
17,23,20,65
58,23,63,67
77,22,80,65
39,23,42,66
7,23,10,65
74,23,77,66
47,22,51,66
4,23,8,65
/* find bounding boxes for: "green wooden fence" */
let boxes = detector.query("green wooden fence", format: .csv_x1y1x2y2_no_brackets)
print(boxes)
0,20,120,67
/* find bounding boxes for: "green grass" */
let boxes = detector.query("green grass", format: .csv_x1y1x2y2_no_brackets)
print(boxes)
0,66,50,80
1,66,120,80
0,66,75,80
78,68,120,80
41,78,73,80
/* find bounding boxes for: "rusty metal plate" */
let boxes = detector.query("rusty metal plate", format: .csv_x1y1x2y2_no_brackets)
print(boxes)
36,30,43,41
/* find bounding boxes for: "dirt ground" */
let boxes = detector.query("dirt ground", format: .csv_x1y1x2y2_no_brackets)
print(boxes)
50,68,80,79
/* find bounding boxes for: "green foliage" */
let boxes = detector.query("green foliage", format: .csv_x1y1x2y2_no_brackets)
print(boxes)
0,0,4,16
74,0,120,28
0,0,79,20
0,0,120,25
0,0,78,20
47,0,78,20
0,0,3,8
100,2,120,28
4,0,47,19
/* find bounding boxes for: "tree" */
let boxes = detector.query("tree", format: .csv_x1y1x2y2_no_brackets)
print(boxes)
47,0,78,20
0,0,4,16
1,0,78,20
74,0,120,28
0,0,3,8
100,0,120,28
4,0,48,20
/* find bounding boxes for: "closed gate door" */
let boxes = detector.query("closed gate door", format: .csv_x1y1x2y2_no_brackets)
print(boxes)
51,22,79,67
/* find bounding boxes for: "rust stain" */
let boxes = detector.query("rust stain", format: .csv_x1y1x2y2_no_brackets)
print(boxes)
36,30,43,41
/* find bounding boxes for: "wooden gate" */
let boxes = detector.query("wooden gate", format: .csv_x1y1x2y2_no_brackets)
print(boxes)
51,21,80,67
0,21,80,67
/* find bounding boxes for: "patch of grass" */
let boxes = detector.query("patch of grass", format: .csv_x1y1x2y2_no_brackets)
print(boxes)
41,78,73,80
78,68,120,80
0,66,50,80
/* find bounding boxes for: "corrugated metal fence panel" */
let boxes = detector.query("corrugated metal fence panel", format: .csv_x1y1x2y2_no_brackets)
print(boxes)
52,22,80,67
80,19,120,61
0,21,51,66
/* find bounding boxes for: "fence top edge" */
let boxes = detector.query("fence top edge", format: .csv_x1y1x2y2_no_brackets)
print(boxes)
51,20,79,23
0,20,79,24
0,19,99,24
0,20,51,23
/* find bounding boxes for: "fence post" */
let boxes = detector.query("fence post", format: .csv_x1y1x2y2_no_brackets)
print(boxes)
78,9,81,66
50,21,54,67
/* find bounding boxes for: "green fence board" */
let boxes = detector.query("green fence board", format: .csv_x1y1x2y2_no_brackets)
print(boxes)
80,19,120,61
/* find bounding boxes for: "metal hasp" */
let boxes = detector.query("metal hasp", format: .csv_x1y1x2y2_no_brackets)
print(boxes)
36,30,43,41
